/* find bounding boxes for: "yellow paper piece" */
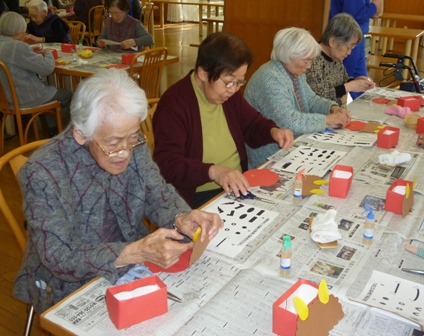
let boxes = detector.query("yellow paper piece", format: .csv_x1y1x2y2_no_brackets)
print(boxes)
318,279,329,304
294,296,309,321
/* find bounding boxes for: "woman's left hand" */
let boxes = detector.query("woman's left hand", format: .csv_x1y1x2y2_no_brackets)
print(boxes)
270,128,294,149
120,39,136,49
175,210,224,242
209,165,250,198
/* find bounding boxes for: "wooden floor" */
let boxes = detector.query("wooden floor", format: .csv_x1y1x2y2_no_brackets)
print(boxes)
0,22,423,335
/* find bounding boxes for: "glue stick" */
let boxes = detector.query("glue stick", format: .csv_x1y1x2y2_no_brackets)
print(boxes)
280,235,292,277
362,205,375,245
292,169,305,204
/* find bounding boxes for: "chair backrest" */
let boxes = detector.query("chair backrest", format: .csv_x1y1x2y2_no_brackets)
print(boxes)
67,20,87,44
0,139,49,253
88,5,105,45
141,98,159,155
129,47,168,99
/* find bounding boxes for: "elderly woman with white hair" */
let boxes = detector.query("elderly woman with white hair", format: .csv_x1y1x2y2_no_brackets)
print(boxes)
0,11,72,135
244,27,351,169
26,0,72,43
13,68,223,313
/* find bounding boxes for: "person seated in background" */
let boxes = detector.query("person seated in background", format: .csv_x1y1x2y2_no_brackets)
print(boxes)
73,0,104,28
153,32,294,209
97,0,152,51
13,68,223,313
329,0,383,99
26,0,72,43
306,13,375,106
0,12,72,136
244,27,351,169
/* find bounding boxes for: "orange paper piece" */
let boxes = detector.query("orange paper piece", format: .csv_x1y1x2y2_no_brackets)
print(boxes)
243,168,279,187
372,97,391,105
345,120,367,131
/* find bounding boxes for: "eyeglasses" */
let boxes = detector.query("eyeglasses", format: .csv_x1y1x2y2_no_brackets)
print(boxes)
108,10,125,17
219,77,247,88
93,133,147,157
343,43,357,51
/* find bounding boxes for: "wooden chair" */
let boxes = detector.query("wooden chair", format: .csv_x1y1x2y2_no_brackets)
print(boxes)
83,5,105,46
67,20,87,44
0,139,50,336
141,98,159,155
129,47,168,99
0,61,62,155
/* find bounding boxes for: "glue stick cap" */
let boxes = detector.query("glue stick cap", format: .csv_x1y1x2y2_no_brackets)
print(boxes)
283,235,291,248
296,168,305,181
364,204,374,220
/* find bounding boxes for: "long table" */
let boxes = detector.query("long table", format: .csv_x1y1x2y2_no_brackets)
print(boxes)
40,87,424,335
42,43,179,91
151,0,224,36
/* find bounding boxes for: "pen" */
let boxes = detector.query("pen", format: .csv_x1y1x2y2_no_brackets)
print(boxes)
401,268,424,275
167,291,182,303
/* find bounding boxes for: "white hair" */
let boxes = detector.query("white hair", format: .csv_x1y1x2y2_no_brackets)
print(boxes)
0,12,27,36
26,0,48,12
71,69,148,139
271,27,321,64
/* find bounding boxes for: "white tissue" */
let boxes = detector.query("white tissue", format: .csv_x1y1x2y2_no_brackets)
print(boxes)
310,209,341,243
378,150,411,166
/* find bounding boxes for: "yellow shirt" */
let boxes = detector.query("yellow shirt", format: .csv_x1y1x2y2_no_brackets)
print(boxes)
191,73,242,192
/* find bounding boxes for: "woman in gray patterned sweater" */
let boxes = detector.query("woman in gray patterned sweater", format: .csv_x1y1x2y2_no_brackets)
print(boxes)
306,13,375,106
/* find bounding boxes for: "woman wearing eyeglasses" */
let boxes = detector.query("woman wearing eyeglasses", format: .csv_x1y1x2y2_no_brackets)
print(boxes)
244,27,351,169
13,69,223,313
306,13,375,107
153,32,294,208
97,0,152,51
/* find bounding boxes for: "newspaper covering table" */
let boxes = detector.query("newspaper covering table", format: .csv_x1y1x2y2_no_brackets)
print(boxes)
41,87,424,335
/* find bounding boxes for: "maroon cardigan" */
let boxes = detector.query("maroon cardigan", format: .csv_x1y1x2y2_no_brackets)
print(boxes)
153,71,278,205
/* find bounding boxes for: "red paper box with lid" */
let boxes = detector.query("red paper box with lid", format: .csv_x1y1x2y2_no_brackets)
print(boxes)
105,276,168,330
328,165,353,198
398,96,422,112
377,126,400,149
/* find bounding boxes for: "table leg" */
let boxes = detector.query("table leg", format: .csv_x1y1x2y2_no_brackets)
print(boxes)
403,39,412,79
199,5,203,36
159,3,164,28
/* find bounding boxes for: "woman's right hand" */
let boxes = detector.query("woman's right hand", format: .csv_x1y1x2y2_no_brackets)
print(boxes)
209,165,250,198
326,107,351,128
97,39,106,48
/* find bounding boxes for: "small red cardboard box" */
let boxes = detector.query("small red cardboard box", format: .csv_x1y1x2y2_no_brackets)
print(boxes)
273,279,318,336
417,117,424,134
377,126,400,148
122,53,137,65
45,48,58,59
385,179,414,216
61,43,76,53
328,165,353,198
398,96,422,112
106,276,168,330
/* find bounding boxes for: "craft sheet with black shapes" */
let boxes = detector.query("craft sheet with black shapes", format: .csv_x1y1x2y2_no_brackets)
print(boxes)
203,197,279,259
271,146,348,177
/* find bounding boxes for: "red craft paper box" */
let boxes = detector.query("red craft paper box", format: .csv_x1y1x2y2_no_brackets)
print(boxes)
328,165,353,198
46,48,58,59
273,279,318,336
398,96,422,112
105,276,168,330
377,126,400,148
122,53,137,65
385,179,414,216
417,117,424,134
61,43,76,53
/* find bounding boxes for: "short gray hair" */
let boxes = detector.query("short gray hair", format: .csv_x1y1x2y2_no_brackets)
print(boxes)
26,0,48,12
271,27,321,64
0,12,27,36
321,13,363,46
71,69,148,139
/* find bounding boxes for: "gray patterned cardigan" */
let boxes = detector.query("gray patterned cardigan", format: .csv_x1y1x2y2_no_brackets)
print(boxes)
13,127,191,313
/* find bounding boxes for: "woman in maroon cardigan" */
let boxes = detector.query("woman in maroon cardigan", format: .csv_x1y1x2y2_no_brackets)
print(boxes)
153,32,294,208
